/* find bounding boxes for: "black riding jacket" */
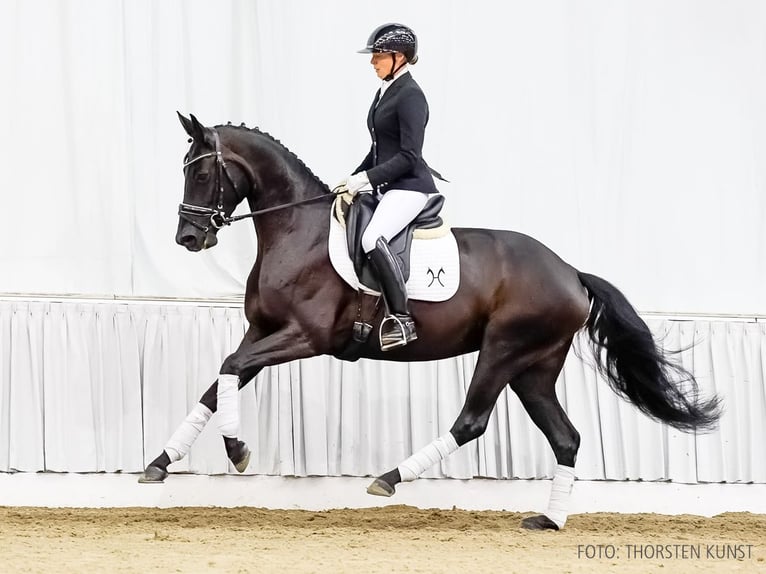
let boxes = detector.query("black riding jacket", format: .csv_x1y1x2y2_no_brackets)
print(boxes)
353,72,439,195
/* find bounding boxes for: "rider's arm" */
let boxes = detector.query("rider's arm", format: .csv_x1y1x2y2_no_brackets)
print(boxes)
353,147,373,175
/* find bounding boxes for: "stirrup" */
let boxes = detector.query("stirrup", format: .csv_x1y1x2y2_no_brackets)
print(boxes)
379,314,417,351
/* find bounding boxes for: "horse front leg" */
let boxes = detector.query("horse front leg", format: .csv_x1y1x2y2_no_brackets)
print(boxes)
139,325,314,483
214,326,316,473
139,380,236,483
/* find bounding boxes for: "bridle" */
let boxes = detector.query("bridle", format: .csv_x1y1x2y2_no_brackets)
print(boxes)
179,130,240,233
178,129,341,234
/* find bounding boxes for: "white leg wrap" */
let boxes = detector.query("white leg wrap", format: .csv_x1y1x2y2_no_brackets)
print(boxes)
164,402,213,463
397,432,459,482
216,374,240,438
544,464,576,529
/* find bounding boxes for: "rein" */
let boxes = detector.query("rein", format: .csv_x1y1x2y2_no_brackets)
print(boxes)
223,191,341,223
179,129,341,233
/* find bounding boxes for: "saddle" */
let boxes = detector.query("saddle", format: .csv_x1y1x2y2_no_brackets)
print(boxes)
338,193,446,292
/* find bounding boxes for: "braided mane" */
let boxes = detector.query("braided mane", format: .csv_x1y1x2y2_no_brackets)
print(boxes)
218,123,330,192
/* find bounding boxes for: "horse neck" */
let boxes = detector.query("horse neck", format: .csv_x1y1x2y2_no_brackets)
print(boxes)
238,135,330,251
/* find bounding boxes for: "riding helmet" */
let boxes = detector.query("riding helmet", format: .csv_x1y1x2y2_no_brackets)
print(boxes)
358,23,418,64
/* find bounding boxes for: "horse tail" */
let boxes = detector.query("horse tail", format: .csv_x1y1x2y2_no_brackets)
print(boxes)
577,271,721,432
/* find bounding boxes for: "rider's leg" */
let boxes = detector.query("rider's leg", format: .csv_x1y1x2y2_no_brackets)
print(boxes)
367,237,417,349
360,189,431,253
361,189,430,349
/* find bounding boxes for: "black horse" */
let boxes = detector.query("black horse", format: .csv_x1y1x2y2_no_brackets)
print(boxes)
139,113,720,530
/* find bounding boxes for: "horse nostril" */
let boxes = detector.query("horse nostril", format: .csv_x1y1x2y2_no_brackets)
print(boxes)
179,234,197,248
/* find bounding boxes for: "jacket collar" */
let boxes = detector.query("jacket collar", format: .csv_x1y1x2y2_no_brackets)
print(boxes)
376,70,412,108
379,67,410,97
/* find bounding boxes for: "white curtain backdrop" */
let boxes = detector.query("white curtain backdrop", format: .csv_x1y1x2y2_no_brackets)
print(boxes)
2,300,764,483
1,1,765,313
1,2,765,484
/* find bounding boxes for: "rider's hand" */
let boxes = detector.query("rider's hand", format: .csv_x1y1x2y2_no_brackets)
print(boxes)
335,172,369,196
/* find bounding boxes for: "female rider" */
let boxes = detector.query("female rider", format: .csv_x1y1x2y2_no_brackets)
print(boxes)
337,23,441,350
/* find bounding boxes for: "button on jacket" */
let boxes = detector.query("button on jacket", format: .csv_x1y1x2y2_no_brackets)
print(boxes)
353,73,439,195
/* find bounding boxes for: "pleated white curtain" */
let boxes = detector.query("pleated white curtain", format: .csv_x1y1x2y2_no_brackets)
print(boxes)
2,300,764,483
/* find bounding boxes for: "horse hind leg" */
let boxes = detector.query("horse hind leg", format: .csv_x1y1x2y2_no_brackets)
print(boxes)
367,332,581,531
510,343,580,530
367,340,520,497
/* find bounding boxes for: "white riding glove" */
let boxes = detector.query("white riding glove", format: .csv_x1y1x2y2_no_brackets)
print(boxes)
336,172,370,196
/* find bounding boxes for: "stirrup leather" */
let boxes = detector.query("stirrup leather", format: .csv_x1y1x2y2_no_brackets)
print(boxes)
379,314,417,351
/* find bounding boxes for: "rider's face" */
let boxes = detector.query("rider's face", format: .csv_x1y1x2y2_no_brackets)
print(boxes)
371,52,405,80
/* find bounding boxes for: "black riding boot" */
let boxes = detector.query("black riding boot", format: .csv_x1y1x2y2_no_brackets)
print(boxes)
367,236,417,350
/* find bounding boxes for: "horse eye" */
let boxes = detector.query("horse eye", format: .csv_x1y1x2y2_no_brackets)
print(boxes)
195,172,210,183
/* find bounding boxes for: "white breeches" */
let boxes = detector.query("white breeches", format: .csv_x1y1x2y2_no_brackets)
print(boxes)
361,189,431,253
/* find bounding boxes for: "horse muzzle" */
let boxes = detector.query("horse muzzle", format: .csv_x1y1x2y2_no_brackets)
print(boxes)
176,223,218,251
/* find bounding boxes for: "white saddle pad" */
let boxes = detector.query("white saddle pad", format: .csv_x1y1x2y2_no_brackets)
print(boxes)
327,209,460,302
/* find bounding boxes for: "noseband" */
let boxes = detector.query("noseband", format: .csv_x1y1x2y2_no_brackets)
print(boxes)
179,129,341,234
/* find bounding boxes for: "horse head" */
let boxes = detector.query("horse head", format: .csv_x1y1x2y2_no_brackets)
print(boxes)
175,112,332,252
176,112,252,251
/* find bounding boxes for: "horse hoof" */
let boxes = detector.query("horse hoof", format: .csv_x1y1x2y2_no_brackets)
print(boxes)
229,442,251,473
138,465,168,484
521,515,560,531
366,478,396,497
234,449,251,473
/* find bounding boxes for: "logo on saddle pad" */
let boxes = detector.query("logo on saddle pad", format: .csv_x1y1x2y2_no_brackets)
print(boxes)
328,195,460,302
427,267,446,287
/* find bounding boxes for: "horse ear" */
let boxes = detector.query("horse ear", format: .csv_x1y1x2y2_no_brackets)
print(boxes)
177,111,196,137
189,114,205,136
178,112,210,144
